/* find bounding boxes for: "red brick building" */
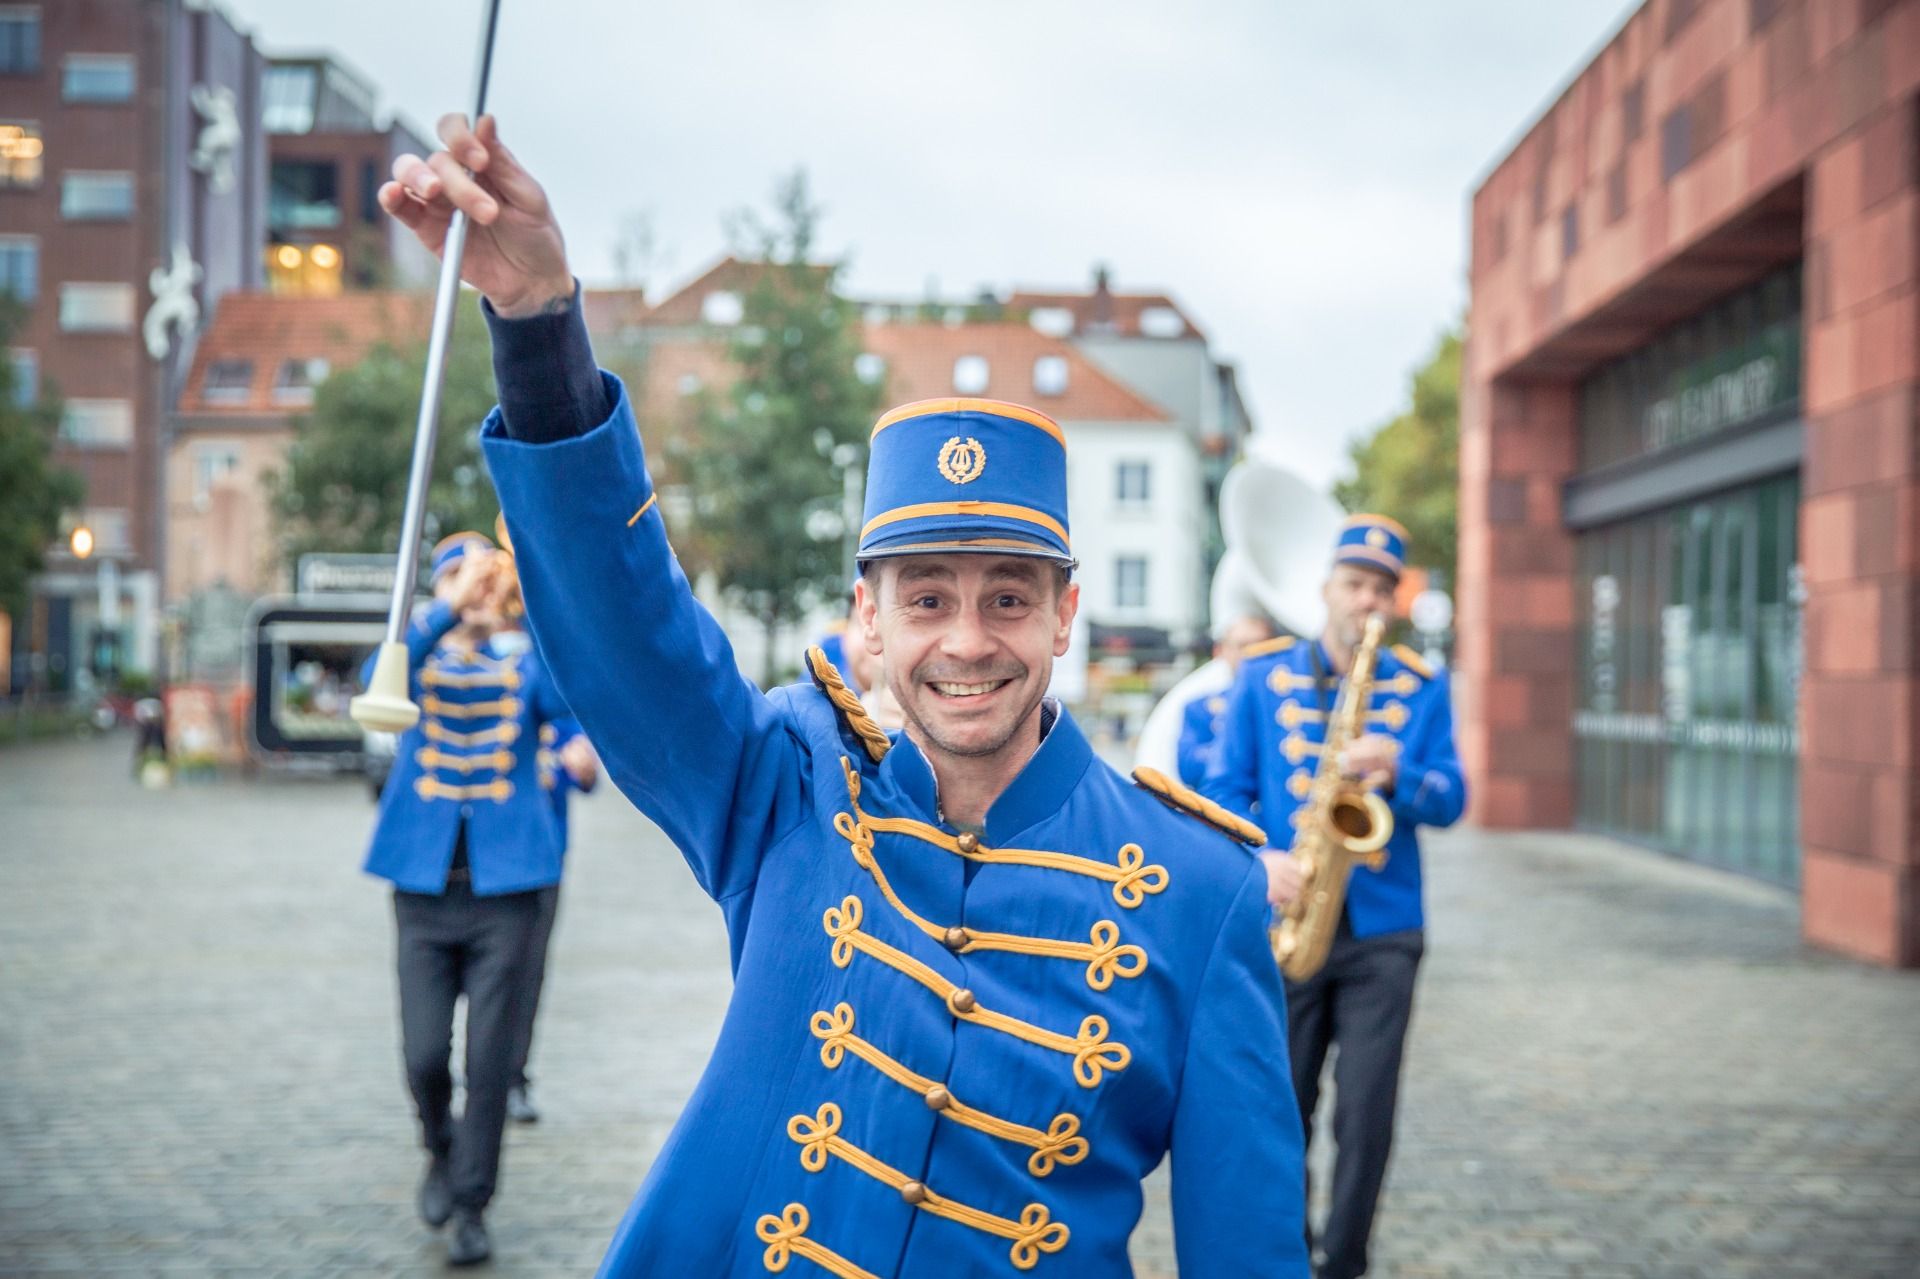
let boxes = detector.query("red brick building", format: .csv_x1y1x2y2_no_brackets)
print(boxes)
1464,0,1920,965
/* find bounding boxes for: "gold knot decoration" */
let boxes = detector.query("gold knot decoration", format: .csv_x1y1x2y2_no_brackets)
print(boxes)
1069,1015,1131,1088
823,895,864,968
1111,843,1169,908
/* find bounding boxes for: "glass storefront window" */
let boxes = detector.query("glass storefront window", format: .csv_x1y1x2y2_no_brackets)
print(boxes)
1574,474,1801,886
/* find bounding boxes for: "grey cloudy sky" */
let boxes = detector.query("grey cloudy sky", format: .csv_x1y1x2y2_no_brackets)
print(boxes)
225,0,1629,488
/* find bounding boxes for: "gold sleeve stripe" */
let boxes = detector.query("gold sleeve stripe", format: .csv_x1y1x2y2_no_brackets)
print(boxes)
1239,635,1296,659
810,1003,1088,1177
807,649,889,763
786,1103,1070,1271
413,777,513,803
755,1204,881,1279
822,896,1130,1088
627,492,659,527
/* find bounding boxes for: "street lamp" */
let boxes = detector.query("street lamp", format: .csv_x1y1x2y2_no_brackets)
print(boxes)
69,525,94,559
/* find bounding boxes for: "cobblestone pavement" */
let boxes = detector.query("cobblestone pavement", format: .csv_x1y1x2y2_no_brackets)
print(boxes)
3,733,1918,1277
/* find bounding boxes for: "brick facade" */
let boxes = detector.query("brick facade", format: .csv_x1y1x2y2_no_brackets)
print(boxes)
1466,0,1920,965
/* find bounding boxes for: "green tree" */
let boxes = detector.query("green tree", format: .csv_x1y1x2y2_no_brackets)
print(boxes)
0,303,84,622
673,172,882,684
266,297,501,570
1334,324,1461,580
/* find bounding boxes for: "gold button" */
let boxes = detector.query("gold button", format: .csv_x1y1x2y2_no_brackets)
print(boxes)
947,988,977,1015
942,926,970,951
900,1180,928,1205
923,1085,952,1111
955,831,980,853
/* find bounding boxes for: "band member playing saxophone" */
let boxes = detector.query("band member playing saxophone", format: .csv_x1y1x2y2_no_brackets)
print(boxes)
1204,516,1466,1279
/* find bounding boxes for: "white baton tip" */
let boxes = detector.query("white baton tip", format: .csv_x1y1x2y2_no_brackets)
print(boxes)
350,641,423,732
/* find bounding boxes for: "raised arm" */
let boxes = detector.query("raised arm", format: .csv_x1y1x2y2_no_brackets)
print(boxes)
381,114,804,900
1168,862,1309,1277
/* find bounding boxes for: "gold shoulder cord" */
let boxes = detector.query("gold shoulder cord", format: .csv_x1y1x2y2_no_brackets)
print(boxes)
1130,767,1267,846
807,647,889,763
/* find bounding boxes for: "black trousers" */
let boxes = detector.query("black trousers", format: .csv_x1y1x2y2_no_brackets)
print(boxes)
394,878,542,1210
1285,925,1424,1279
510,884,561,1089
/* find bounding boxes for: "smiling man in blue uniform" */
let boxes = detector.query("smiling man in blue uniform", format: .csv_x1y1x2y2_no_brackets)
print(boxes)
1203,517,1466,1279
378,114,1307,1277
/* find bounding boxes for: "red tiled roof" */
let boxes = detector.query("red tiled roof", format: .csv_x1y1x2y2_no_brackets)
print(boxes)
179,291,432,415
1006,287,1205,342
646,256,833,327
859,323,1169,422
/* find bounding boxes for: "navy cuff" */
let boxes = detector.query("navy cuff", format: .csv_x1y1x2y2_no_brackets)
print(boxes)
482,280,610,443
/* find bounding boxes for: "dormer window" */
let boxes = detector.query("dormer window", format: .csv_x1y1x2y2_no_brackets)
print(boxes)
952,355,989,395
1028,306,1074,338
1138,306,1186,338
1032,355,1068,397
272,357,329,406
700,290,743,325
203,359,254,405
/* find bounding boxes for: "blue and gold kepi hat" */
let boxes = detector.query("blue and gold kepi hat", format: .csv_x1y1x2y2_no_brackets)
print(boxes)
430,531,494,582
857,397,1074,566
1333,514,1408,580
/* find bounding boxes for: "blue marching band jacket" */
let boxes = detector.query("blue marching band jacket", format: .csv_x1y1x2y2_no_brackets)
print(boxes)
537,715,593,850
481,376,1309,1278
1203,635,1467,939
1175,690,1231,790
360,600,572,897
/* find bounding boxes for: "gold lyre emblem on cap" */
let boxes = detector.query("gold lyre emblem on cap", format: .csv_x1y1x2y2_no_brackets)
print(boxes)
1365,526,1389,548
937,436,987,485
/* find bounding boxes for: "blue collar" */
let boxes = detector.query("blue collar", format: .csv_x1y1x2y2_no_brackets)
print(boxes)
878,701,1094,845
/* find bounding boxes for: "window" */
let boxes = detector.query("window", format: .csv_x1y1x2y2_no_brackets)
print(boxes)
261,64,318,133
269,159,340,230
272,357,329,406
700,290,743,326
61,171,135,220
1137,306,1186,338
62,54,135,103
193,445,241,507
58,398,134,447
0,234,35,301
202,359,254,405
1116,460,1151,505
0,8,39,75
1115,557,1149,609
7,347,34,406
1028,306,1075,338
1032,355,1069,397
952,355,989,395
0,120,42,187
853,352,887,385
59,283,135,332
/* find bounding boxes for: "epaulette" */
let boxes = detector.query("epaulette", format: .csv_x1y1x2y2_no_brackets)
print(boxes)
1131,767,1268,847
1389,644,1433,679
1239,635,1297,659
805,646,889,763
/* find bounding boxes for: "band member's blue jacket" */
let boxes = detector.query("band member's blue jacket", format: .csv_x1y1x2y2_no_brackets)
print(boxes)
360,603,570,897
537,716,594,849
481,373,1308,1277
1175,691,1229,789
1202,636,1466,938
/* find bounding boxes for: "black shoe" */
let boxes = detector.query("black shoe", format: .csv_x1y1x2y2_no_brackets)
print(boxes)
506,1084,539,1124
416,1156,453,1229
447,1207,491,1266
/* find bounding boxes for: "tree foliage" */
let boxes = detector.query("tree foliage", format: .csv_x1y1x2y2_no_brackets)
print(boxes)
1333,324,1461,581
0,303,84,620
672,172,882,682
266,298,501,570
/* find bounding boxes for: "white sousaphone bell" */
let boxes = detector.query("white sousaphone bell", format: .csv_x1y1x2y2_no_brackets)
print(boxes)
1132,444,1347,778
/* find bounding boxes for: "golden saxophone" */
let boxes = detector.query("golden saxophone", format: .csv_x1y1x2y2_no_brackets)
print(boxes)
1269,614,1394,981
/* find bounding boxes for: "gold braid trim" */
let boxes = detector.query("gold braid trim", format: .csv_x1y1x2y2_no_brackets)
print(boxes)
810,1003,1089,1176
1130,767,1268,847
834,762,1145,989
423,720,518,747
807,647,889,763
836,761,1167,908
823,896,1130,1088
420,666,522,691
413,777,513,803
415,746,515,773
755,1203,881,1279
421,694,521,719
787,1104,1070,1271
